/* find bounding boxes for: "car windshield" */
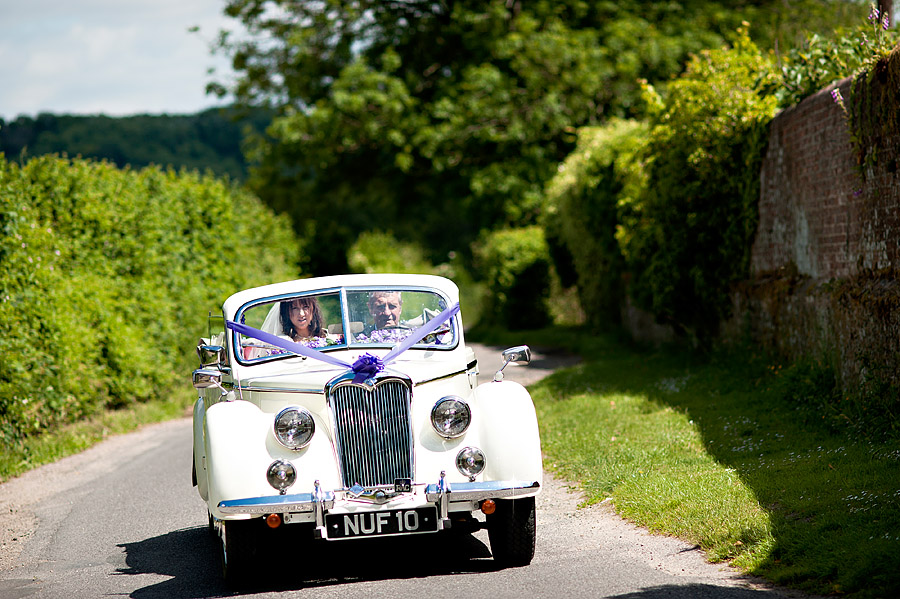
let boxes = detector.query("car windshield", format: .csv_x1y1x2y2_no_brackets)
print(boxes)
234,288,455,363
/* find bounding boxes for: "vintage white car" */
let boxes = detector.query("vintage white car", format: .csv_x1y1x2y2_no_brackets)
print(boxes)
191,274,542,583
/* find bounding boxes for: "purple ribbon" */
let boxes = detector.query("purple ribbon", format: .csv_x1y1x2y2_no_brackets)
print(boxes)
225,321,353,369
382,302,460,364
350,353,384,383
226,301,461,381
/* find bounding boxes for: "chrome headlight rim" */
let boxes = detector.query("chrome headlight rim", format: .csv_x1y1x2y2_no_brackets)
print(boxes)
266,459,296,492
430,396,472,439
274,406,316,450
456,446,486,480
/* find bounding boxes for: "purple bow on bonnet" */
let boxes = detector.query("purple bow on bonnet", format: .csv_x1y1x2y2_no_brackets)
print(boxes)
351,353,384,384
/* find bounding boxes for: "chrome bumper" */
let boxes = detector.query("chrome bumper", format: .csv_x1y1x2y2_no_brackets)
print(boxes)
219,486,335,515
424,480,541,502
217,478,540,531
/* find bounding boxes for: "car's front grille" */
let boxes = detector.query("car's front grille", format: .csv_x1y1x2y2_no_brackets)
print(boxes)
330,379,413,488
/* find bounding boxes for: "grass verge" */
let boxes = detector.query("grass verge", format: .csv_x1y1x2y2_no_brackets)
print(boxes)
0,389,195,483
469,325,900,598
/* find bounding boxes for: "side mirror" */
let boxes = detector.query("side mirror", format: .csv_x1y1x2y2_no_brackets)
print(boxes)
494,345,531,382
502,346,531,365
197,344,226,367
192,368,223,390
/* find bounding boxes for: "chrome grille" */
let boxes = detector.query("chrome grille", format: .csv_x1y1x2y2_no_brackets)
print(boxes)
330,380,413,488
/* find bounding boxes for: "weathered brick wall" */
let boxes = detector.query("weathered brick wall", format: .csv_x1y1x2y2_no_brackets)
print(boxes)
729,76,900,388
753,78,900,278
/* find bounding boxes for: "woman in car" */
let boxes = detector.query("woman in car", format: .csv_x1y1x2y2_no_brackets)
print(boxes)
280,296,325,341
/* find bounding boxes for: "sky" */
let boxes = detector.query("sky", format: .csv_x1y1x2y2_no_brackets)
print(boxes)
0,0,237,121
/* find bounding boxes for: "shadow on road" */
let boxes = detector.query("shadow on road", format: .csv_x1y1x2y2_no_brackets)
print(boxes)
608,584,782,598
117,525,499,598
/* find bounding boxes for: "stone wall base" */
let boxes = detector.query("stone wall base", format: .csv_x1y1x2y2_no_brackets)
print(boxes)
723,271,900,390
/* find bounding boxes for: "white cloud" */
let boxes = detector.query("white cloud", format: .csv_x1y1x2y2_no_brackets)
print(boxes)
0,0,236,120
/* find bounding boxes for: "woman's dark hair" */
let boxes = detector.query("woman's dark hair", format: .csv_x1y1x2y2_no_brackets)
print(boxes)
280,297,324,338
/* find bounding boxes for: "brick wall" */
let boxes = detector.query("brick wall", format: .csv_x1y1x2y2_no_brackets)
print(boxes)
728,76,900,388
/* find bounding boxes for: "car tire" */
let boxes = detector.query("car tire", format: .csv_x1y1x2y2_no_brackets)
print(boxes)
221,519,259,586
207,510,216,537
487,496,536,566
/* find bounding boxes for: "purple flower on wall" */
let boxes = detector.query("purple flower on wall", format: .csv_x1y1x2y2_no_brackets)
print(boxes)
869,5,880,25
831,88,847,114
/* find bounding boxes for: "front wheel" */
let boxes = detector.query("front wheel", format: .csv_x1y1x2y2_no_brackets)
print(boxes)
487,496,536,566
220,519,259,586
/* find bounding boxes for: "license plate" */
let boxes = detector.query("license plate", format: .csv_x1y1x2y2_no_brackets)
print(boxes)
325,506,438,540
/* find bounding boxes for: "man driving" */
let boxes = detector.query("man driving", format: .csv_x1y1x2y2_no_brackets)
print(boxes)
367,291,402,329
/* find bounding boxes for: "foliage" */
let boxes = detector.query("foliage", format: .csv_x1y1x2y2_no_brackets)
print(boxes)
346,230,486,326
472,226,551,331
213,0,796,275
0,107,269,181
849,44,900,175
346,231,436,275
779,3,899,107
774,352,900,440
623,27,780,341
0,155,299,448
544,119,648,329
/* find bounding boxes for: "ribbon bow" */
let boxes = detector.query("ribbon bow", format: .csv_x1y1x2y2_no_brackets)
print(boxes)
350,353,384,384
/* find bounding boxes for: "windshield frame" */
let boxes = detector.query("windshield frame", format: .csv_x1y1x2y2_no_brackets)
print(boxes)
232,284,459,366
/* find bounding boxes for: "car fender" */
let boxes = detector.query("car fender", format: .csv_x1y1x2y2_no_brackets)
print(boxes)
473,380,543,489
205,400,271,519
204,399,343,520
191,397,208,501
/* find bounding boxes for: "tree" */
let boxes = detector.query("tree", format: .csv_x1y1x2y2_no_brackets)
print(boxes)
213,1,725,273
213,0,864,275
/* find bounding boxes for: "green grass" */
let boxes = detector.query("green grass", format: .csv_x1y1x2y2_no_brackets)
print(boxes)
470,326,900,598
0,389,195,483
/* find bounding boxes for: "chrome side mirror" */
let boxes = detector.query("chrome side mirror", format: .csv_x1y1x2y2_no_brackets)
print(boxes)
493,345,531,382
197,344,226,367
193,368,228,397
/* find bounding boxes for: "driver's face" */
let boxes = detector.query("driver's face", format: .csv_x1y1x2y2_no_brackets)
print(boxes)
369,292,402,329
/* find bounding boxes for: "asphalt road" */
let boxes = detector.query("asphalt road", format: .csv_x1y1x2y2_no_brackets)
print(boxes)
0,344,803,599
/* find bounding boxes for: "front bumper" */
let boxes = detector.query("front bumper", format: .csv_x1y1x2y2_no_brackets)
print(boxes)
217,478,540,539
218,490,336,515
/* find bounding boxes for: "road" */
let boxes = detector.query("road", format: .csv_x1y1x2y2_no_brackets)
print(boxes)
0,344,800,599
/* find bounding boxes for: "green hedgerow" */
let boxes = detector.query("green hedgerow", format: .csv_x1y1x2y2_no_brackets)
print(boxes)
625,25,780,342
472,226,551,330
0,155,299,447
544,118,648,330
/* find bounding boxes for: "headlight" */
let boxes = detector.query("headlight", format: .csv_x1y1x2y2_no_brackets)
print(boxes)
456,447,486,480
274,406,315,450
431,396,471,438
266,459,296,493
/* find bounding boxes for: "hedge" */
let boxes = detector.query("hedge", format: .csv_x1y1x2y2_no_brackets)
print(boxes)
0,155,299,446
473,226,551,330
545,118,648,329
626,28,778,340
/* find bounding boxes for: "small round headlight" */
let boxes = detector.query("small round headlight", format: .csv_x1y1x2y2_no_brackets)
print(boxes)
266,459,296,493
456,447,486,480
431,396,471,438
274,406,315,450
